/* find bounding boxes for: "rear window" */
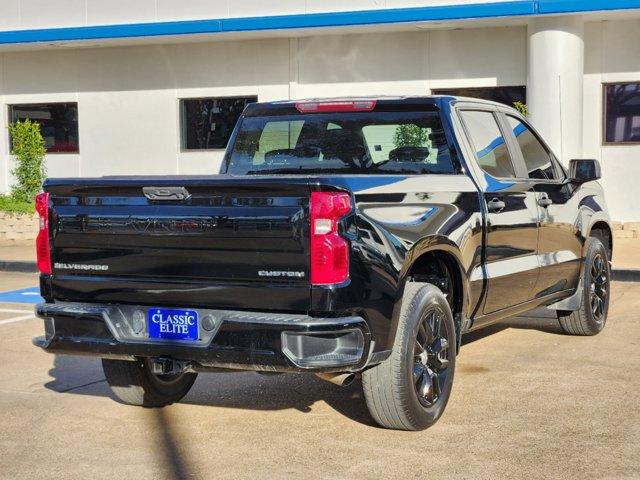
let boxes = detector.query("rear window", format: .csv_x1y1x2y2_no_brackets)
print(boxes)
224,110,456,175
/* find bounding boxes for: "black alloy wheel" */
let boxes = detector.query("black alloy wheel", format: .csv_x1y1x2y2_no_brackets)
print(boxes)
589,252,608,323
413,308,451,407
558,237,610,336
362,283,456,430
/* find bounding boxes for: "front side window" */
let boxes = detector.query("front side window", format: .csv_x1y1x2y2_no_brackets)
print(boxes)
9,103,79,153
506,116,560,181
181,96,257,150
460,110,516,179
226,110,456,175
604,83,640,143
507,115,559,180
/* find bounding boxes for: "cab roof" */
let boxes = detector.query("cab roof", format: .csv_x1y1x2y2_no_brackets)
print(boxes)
243,95,513,116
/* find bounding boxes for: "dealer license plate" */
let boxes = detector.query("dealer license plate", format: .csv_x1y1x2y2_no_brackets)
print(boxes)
148,308,199,341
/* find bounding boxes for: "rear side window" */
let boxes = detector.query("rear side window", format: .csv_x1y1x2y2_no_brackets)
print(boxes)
460,110,516,179
506,116,561,181
226,110,456,175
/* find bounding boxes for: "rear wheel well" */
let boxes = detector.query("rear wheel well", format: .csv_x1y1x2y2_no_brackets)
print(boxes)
590,222,612,260
406,251,464,341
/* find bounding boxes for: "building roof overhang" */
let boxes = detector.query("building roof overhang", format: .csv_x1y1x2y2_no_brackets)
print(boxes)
0,0,639,51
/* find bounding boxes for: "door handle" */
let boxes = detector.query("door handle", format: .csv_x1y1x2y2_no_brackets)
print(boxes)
487,197,506,213
538,195,553,208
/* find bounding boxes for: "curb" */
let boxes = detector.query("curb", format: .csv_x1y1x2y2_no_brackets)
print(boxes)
0,261,38,273
611,269,640,282
1,261,640,281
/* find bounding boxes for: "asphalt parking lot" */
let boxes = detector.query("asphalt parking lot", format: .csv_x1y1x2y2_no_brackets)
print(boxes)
1,271,639,480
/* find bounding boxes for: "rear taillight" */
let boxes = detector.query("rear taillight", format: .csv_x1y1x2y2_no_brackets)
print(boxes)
295,100,377,113
310,191,352,285
35,192,51,275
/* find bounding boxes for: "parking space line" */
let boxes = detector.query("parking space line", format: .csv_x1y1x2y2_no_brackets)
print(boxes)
0,308,34,314
0,314,36,325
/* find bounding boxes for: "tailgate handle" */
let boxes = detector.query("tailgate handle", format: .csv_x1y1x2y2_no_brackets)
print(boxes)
143,186,191,201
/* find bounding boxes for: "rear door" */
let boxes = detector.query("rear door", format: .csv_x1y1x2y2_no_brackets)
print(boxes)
458,108,540,314
501,114,582,296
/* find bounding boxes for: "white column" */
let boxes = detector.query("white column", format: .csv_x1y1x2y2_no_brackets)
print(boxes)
527,16,584,165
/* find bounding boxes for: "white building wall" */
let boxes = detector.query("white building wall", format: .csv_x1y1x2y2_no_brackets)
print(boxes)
0,39,291,183
0,0,528,31
583,19,640,222
293,32,430,98
293,26,526,99
1,19,639,221
0,27,525,186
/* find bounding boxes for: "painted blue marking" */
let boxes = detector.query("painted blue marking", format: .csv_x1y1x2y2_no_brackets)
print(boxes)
3,1,639,46
0,287,43,304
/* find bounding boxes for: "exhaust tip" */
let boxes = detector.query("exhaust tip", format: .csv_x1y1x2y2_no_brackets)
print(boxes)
316,372,356,387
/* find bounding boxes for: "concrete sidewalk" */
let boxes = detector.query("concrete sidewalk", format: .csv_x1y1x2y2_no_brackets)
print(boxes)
0,242,35,262
1,238,639,278
611,238,640,269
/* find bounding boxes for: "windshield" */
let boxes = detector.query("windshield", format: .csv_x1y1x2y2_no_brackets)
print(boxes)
224,110,457,175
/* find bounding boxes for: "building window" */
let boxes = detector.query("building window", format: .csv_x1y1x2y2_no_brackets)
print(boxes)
604,83,640,144
9,103,79,153
180,96,257,150
432,86,526,108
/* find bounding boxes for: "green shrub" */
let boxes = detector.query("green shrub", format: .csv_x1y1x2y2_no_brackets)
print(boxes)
8,119,47,204
0,194,35,215
513,101,528,116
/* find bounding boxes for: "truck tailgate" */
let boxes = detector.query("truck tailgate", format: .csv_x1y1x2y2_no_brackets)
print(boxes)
44,176,311,311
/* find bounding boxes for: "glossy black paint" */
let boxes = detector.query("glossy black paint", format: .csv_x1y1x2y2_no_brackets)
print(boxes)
481,180,540,313
34,304,371,373
36,96,612,370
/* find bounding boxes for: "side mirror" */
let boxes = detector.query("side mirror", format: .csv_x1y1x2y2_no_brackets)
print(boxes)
569,159,601,183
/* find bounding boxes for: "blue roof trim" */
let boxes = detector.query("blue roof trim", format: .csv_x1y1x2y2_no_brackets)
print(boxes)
223,1,535,32
0,0,639,45
0,19,222,44
538,0,640,14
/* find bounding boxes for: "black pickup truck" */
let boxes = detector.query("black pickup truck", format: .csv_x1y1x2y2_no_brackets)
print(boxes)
33,97,612,430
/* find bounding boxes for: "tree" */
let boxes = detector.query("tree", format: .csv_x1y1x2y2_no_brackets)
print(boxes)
8,119,47,203
393,124,428,148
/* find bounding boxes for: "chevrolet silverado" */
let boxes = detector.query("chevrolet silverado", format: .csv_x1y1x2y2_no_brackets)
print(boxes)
33,96,612,430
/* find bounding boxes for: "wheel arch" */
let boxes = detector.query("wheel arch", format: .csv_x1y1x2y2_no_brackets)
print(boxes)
385,236,469,352
588,220,613,260
548,218,613,313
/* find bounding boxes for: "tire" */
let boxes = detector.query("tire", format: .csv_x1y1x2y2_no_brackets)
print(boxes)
557,237,610,336
362,283,457,431
102,358,197,407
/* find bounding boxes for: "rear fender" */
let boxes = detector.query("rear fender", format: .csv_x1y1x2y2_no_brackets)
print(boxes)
384,236,469,352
